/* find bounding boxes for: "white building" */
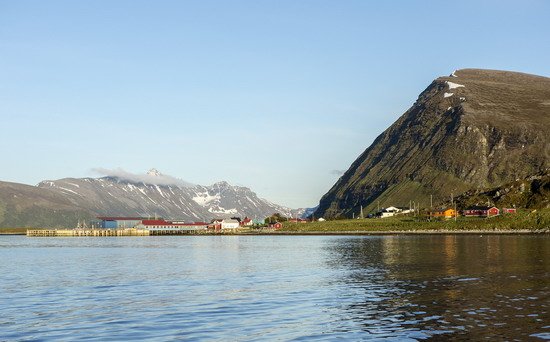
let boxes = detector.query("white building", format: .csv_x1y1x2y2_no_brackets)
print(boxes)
221,219,240,230
379,206,402,218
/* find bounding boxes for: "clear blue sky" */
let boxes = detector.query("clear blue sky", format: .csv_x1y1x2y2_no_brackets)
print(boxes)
1,0,549,208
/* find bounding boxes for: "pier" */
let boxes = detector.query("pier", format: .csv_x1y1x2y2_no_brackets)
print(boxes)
27,228,150,237
25,227,218,237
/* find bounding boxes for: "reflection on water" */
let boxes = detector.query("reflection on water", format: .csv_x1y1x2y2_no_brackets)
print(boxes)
326,235,549,340
0,235,548,340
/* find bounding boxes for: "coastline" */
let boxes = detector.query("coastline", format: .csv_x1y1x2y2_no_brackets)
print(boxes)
2,229,548,236
245,229,549,235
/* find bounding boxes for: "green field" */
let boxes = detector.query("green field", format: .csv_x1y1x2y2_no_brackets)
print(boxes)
2,209,549,235
280,209,550,232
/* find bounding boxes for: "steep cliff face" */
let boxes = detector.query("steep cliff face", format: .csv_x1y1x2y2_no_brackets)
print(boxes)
315,69,550,218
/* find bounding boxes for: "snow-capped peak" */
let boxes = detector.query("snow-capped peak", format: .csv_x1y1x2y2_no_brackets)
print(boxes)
147,168,162,177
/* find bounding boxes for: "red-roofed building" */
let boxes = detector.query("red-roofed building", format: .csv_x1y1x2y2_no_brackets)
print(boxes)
240,217,253,227
463,206,500,217
269,222,282,229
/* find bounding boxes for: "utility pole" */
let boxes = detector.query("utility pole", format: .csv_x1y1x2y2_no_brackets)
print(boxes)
454,201,457,222
430,195,433,210
360,206,364,219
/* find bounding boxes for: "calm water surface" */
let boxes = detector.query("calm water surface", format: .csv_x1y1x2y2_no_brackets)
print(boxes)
1,235,548,341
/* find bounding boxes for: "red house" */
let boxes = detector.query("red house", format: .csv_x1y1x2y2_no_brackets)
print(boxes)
240,217,253,227
208,219,223,230
269,222,283,229
502,208,517,214
463,206,500,217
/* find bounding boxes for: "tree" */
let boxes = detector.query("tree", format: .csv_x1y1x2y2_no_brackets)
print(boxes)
265,213,288,223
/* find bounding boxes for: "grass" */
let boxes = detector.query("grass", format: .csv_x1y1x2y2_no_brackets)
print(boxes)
279,209,550,233
2,209,548,235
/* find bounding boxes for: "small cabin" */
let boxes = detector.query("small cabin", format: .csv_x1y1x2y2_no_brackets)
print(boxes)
240,217,253,226
429,208,456,219
270,222,282,229
463,206,500,217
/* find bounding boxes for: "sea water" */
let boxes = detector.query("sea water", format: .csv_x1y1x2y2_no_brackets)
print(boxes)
1,235,548,340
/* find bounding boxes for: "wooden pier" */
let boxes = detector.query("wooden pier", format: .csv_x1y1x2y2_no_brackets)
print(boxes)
26,227,248,237
27,228,150,237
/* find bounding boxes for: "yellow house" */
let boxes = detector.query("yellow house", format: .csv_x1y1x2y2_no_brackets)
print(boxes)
429,208,456,219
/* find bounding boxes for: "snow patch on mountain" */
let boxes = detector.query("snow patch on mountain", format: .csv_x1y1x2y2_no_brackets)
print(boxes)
208,206,238,215
193,192,221,206
446,81,465,89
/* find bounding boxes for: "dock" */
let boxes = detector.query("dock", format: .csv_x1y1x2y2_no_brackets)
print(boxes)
25,227,226,237
27,228,151,237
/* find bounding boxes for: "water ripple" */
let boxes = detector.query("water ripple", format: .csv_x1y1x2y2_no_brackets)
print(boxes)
1,235,548,340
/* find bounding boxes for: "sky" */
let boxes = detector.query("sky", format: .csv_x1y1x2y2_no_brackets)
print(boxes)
1,0,549,208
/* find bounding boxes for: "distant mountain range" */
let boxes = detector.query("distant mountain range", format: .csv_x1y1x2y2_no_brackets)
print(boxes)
315,69,550,218
0,169,307,228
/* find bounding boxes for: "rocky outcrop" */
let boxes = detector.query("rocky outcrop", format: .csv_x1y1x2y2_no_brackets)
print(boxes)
452,170,550,209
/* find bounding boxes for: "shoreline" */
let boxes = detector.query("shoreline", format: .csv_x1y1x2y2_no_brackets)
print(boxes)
2,229,548,236
253,229,549,235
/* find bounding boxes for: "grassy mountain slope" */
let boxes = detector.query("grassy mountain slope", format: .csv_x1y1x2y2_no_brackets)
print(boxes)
315,69,550,218
0,181,93,228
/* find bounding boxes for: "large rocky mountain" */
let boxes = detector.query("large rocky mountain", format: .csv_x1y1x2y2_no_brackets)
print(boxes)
0,169,303,228
315,69,550,218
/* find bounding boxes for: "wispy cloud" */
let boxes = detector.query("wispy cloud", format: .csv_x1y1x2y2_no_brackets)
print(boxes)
91,168,195,187
330,169,346,176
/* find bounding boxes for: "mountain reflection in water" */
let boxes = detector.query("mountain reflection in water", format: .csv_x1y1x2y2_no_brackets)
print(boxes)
324,235,549,340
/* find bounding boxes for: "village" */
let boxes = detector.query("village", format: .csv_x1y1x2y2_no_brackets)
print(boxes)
89,204,516,232
23,202,517,236
366,205,516,220
26,203,520,237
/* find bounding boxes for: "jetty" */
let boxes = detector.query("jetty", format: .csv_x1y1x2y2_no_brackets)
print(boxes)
27,228,151,237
